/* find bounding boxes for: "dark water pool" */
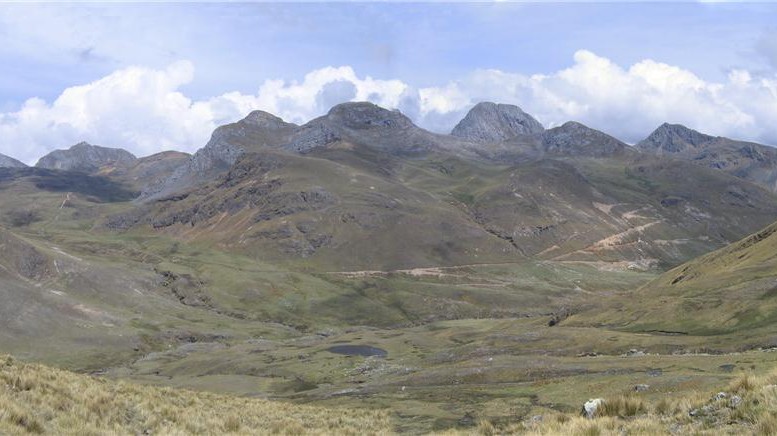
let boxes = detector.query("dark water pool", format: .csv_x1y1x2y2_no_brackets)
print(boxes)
326,345,388,357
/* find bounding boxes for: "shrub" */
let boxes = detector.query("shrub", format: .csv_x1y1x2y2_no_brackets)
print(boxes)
6,209,41,227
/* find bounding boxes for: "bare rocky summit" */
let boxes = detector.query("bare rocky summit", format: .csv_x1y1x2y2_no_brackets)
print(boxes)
638,123,777,191
637,123,715,155
451,102,544,143
0,153,27,168
36,142,136,173
542,121,631,157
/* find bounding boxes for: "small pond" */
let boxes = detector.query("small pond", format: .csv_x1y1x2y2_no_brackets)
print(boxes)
326,345,388,357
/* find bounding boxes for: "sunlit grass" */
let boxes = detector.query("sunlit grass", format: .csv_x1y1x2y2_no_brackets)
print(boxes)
0,355,391,435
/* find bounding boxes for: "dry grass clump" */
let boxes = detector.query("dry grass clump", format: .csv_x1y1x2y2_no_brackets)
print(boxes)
0,355,391,435
461,370,777,435
595,395,646,418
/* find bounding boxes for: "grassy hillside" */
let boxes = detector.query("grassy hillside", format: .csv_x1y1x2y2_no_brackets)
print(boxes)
495,369,777,435
0,354,390,435
571,219,777,338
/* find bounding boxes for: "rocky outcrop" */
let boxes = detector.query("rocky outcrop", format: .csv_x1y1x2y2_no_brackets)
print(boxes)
285,122,341,153
36,142,136,173
451,102,544,143
139,111,298,201
0,153,26,168
185,110,297,174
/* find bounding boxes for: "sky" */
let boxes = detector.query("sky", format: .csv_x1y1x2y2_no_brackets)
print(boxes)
0,2,776,164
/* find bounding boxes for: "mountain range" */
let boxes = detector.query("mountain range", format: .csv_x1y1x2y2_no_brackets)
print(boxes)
4,101,777,431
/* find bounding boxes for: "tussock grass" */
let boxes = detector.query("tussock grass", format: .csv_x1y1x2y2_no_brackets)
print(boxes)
0,355,391,435
596,395,646,418
463,370,777,435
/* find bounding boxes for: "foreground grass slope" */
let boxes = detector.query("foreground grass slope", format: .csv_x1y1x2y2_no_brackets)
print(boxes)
0,355,391,435
5,352,777,435
513,369,777,435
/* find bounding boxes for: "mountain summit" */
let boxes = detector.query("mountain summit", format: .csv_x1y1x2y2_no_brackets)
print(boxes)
451,102,544,143
638,123,777,192
541,121,630,157
0,152,26,168
637,123,715,154
325,101,414,131
35,142,137,173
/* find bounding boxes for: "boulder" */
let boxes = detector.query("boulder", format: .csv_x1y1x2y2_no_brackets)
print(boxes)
582,398,604,419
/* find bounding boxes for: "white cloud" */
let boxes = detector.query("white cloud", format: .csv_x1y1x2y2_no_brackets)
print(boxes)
415,50,777,145
0,61,217,164
2,51,777,165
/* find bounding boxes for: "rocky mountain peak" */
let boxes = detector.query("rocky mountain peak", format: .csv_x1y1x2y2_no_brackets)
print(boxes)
637,123,715,154
35,142,137,173
325,102,413,130
451,102,544,143
0,152,27,168
71,141,94,150
541,121,628,157
241,110,296,130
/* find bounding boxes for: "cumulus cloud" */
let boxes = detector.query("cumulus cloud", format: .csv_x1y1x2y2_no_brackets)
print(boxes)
2,51,777,164
0,64,413,164
0,61,216,164
416,50,777,144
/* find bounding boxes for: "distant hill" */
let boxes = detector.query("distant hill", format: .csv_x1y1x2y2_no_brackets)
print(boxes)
638,123,777,192
36,142,137,173
0,152,26,168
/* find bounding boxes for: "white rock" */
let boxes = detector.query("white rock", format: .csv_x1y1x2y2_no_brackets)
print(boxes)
582,398,604,419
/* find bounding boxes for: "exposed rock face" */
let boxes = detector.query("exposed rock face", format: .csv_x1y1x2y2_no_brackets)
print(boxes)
637,123,714,154
542,122,629,157
327,101,414,131
285,122,341,153
191,110,298,172
284,102,424,154
139,111,298,201
0,153,26,168
451,102,544,143
36,142,136,173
